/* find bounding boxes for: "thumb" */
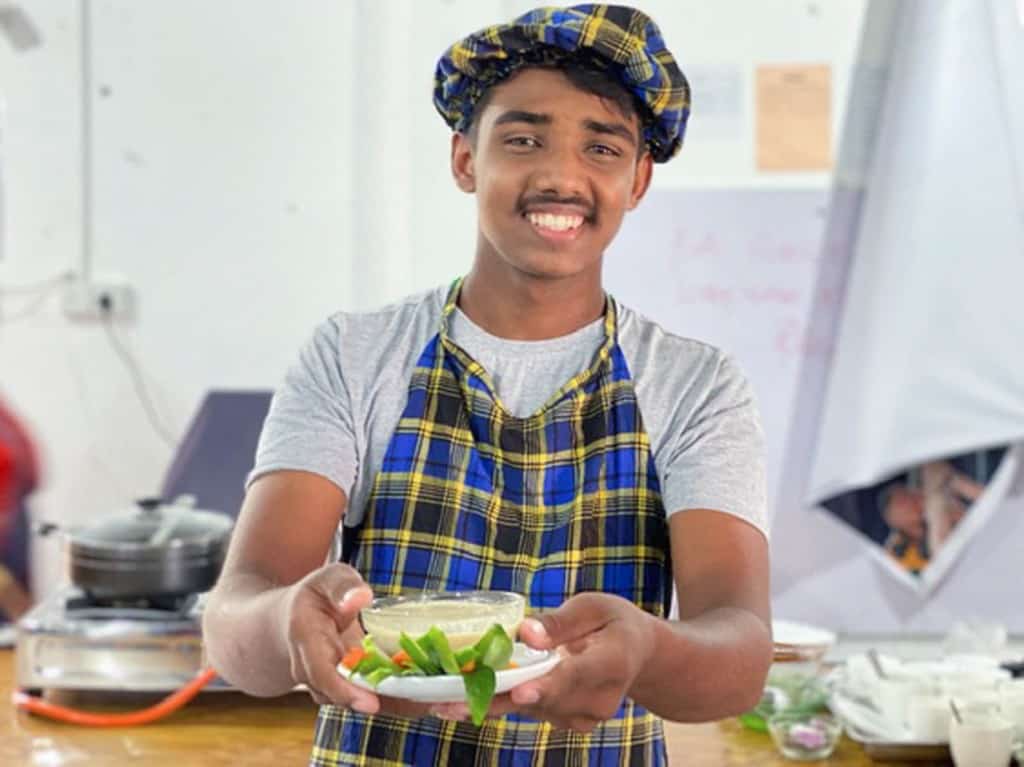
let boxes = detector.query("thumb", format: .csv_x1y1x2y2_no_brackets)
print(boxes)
519,593,612,650
315,563,373,615
337,583,373,615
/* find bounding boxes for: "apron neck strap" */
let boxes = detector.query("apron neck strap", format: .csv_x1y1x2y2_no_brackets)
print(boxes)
440,276,619,351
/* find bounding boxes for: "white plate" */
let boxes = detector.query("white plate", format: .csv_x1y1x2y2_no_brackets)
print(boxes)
829,686,929,743
338,643,560,703
772,619,837,649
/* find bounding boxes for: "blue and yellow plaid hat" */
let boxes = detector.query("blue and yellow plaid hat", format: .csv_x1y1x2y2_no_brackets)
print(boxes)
433,4,690,163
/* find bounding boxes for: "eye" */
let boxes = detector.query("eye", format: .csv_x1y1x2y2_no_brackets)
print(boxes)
504,135,541,150
589,143,623,158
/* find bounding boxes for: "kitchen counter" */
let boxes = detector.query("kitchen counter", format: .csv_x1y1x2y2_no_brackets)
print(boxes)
0,649,316,765
0,650,924,766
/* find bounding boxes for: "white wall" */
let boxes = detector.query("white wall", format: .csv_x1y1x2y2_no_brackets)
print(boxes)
1,0,93,597
0,0,865,598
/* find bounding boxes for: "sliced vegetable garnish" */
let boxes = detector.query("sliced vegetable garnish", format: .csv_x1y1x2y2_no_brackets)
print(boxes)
341,646,367,671
424,627,461,675
344,623,518,721
462,665,497,726
400,632,440,674
454,646,478,668
348,636,402,686
474,624,514,671
364,666,396,687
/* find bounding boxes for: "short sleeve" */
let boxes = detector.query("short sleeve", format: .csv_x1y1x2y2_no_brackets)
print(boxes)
660,354,768,539
247,317,359,496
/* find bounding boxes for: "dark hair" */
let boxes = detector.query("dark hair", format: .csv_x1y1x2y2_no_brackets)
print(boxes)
466,54,650,150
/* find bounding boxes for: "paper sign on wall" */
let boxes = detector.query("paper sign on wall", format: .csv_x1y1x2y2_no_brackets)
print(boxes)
756,64,833,172
686,64,745,140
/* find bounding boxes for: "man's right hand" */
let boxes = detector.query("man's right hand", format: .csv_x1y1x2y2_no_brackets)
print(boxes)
281,562,433,718
203,471,435,719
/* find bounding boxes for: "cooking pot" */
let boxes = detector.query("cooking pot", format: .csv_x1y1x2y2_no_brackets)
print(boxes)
36,495,233,601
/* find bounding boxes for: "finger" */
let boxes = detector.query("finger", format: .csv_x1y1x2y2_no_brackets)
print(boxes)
431,689,525,722
510,635,622,712
452,651,580,719
565,716,602,734
300,638,380,714
289,626,341,686
333,583,373,622
429,702,470,722
339,583,374,610
473,692,516,719
519,594,613,650
339,617,367,645
308,687,331,706
315,562,374,606
508,655,575,708
329,586,373,635
377,694,434,719
563,636,592,656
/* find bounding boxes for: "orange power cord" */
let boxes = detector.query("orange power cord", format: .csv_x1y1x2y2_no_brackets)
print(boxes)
11,667,219,726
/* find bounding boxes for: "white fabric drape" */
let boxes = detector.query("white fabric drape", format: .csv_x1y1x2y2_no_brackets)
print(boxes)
807,0,1024,507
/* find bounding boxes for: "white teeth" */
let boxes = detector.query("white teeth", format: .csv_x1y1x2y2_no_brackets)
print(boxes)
527,212,584,232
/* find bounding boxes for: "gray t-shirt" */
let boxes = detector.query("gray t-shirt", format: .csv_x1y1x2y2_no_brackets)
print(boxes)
249,286,768,550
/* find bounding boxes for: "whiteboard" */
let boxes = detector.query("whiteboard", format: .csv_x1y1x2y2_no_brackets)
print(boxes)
605,187,840,519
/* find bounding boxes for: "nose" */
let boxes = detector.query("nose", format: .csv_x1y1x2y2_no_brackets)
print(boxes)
530,144,587,200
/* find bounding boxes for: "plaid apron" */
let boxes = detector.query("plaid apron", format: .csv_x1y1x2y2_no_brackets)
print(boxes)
312,281,671,767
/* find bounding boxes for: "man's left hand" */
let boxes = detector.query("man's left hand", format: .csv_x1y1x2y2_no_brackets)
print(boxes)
431,592,657,732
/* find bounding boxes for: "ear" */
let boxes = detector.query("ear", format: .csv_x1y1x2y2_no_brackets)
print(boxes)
451,132,476,194
626,151,653,210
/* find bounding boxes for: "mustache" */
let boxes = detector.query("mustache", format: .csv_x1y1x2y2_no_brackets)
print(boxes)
518,195,596,221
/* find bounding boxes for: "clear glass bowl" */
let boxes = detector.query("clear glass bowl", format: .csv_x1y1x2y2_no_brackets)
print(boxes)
768,711,842,761
360,591,526,655
740,670,831,733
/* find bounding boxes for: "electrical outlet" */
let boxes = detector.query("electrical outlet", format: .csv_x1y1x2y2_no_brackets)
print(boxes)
63,277,136,322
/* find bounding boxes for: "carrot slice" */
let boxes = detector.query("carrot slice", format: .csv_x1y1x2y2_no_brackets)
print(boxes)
506,661,518,669
391,650,412,667
341,646,367,670
460,659,476,674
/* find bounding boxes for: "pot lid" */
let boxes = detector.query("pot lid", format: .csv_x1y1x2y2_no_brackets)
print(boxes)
71,496,233,554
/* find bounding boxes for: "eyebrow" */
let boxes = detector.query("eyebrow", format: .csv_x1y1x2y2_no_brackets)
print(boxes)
492,109,552,127
582,118,637,146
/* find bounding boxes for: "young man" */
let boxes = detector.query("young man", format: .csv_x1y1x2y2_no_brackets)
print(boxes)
204,5,772,765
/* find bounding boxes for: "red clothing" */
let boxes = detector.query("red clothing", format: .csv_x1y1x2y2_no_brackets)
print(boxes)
0,400,38,589
0,402,38,509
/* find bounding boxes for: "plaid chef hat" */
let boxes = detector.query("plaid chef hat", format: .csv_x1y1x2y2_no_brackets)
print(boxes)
433,4,690,163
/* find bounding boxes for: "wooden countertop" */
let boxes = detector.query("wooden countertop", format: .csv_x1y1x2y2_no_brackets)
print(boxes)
0,650,943,766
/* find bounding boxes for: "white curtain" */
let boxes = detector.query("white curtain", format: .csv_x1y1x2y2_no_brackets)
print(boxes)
802,0,1024,595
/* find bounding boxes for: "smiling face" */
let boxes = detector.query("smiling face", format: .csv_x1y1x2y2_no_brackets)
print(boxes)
451,67,653,284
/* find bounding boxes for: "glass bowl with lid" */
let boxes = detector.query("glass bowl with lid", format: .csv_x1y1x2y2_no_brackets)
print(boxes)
360,591,526,656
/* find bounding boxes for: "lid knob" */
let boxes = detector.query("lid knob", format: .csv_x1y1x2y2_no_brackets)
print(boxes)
136,497,164,512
